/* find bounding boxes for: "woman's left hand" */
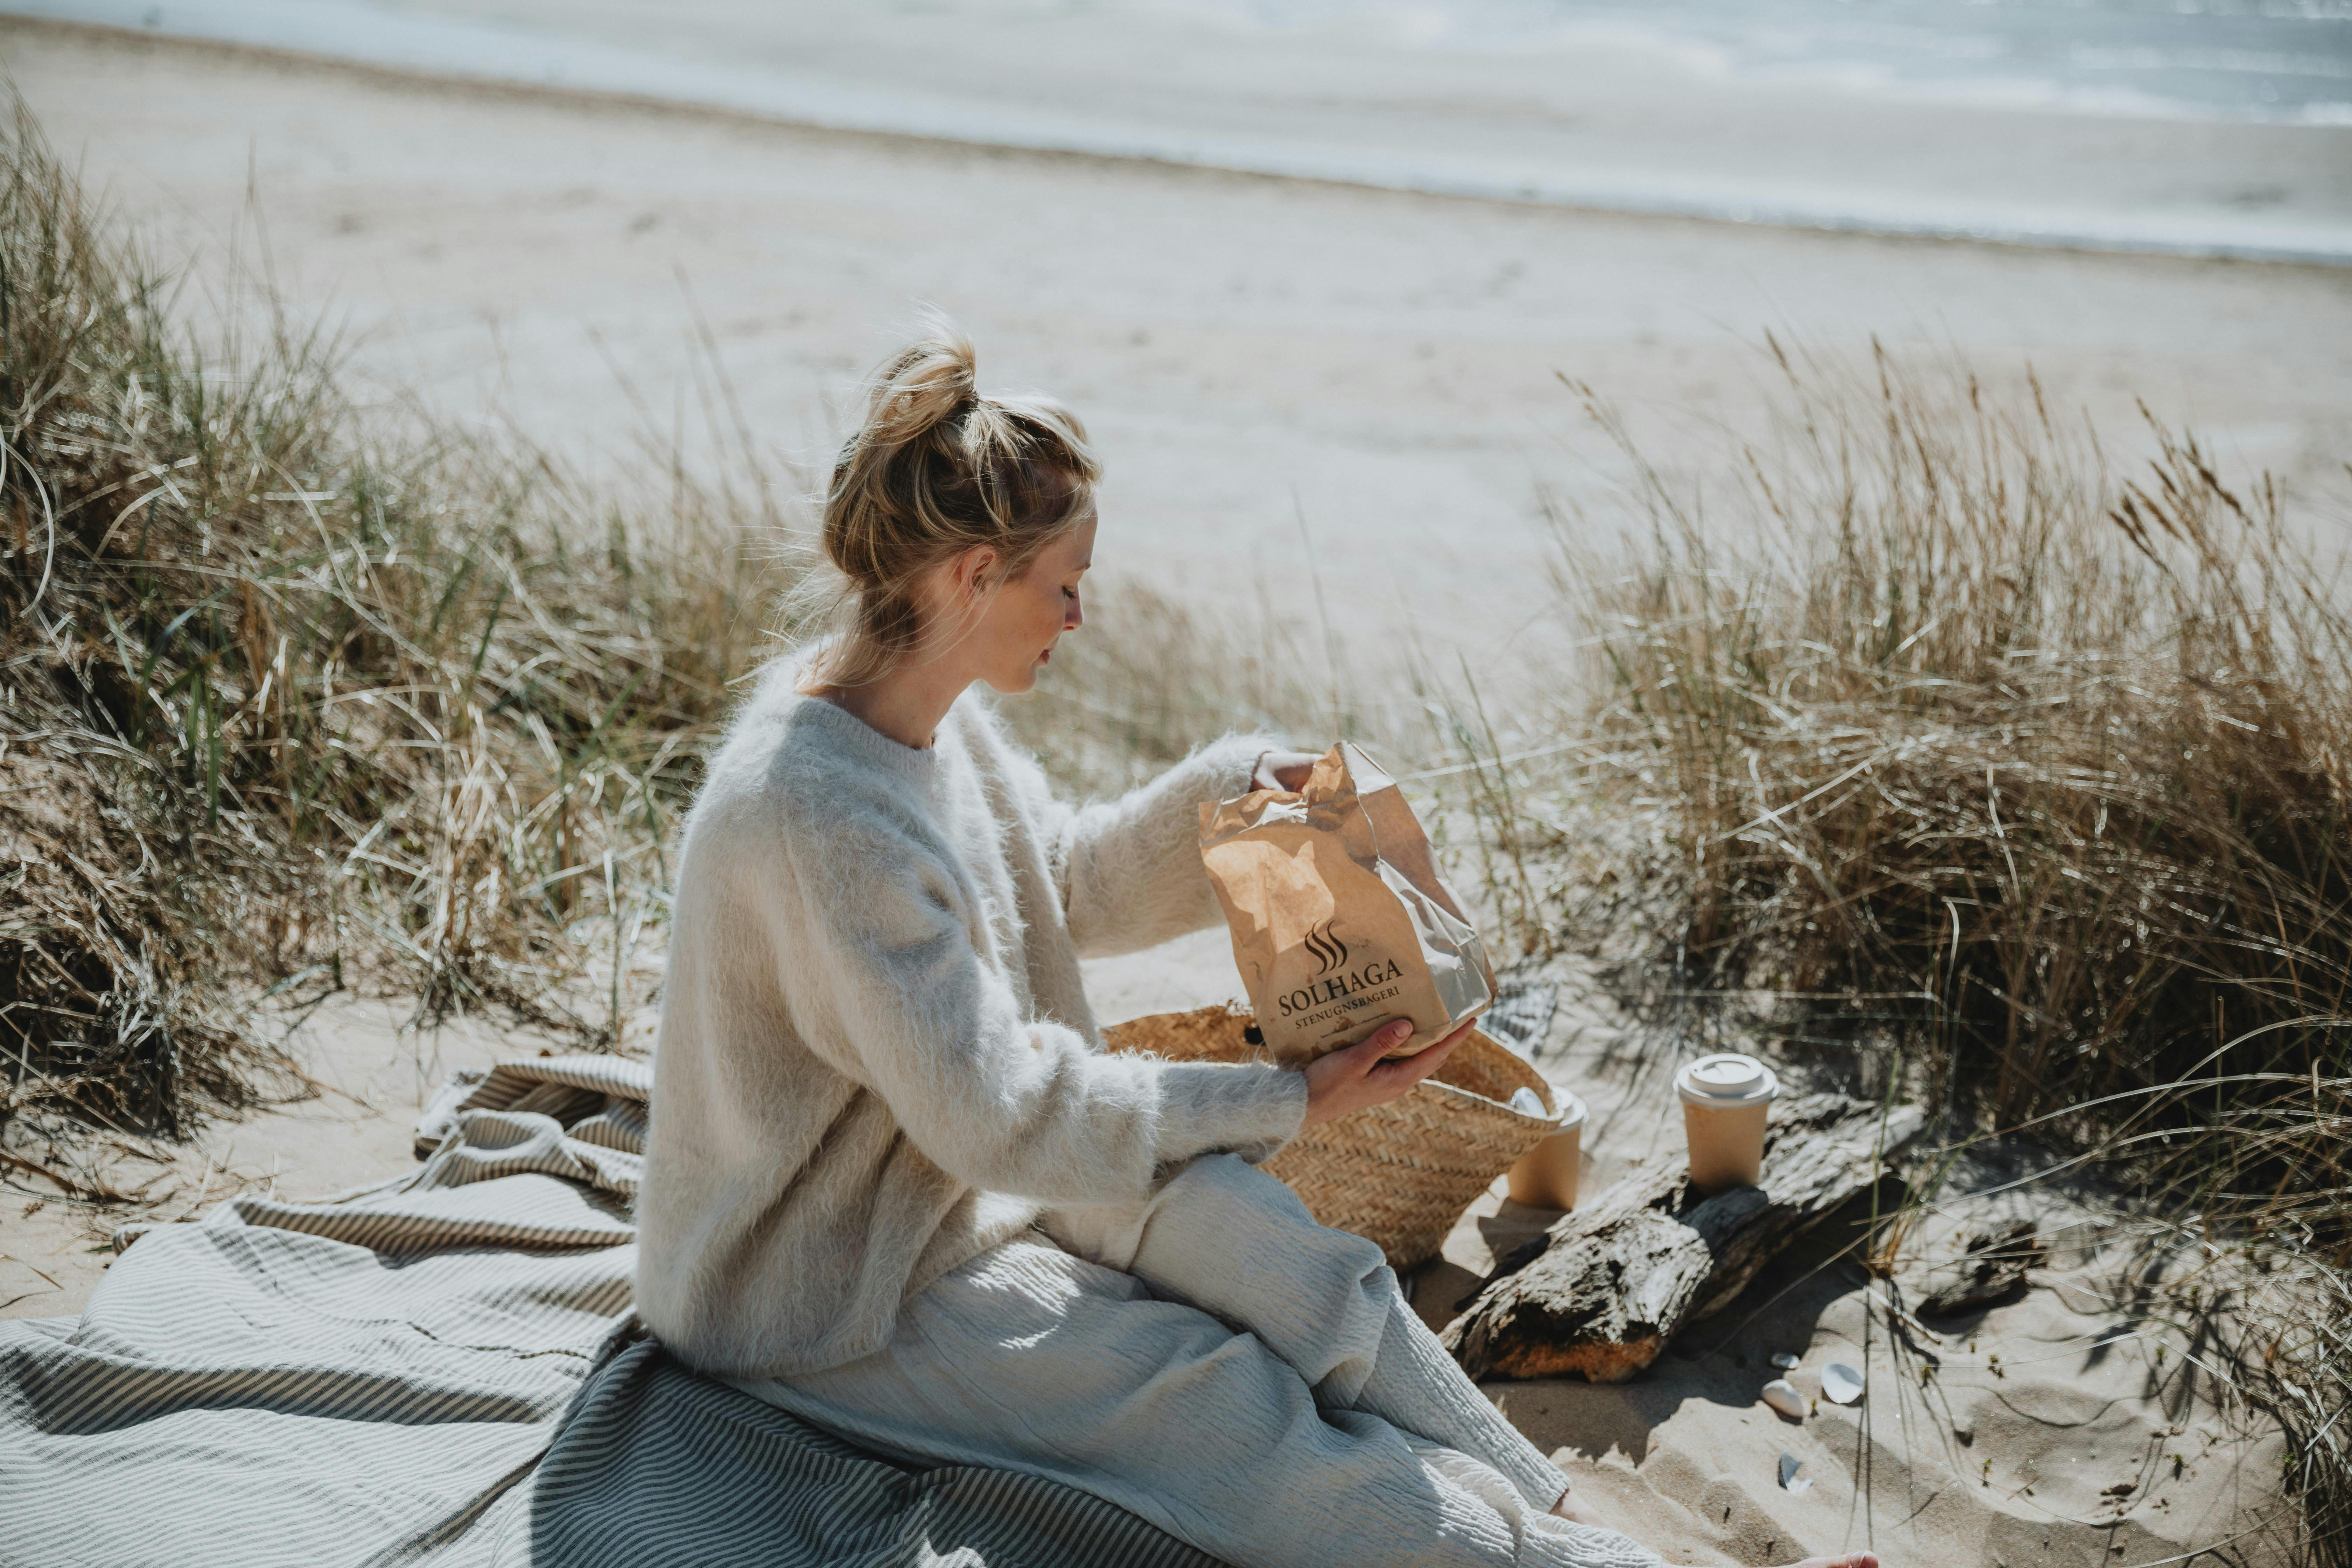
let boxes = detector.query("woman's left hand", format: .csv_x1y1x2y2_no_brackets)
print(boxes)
1299,1017,1477,1129
1251,749,1322,793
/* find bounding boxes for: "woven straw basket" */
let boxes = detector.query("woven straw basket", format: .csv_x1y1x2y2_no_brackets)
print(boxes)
1104,1004,1562,1270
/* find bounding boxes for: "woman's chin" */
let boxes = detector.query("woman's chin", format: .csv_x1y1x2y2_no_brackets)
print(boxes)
984,665,1043,697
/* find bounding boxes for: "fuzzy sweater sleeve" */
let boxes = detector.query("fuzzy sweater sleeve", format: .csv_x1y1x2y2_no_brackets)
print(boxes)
1046,733,1276,958
777,772,1304,1203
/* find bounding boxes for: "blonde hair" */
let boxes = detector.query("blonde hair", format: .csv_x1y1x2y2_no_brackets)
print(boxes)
799,318,1100,690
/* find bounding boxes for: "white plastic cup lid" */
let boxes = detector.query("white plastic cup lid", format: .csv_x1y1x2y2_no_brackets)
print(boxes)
1506,1085,1585,1128
1675,1053,1778,1107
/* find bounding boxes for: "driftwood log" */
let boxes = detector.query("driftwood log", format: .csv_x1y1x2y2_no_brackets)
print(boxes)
1441,1093,1925,1382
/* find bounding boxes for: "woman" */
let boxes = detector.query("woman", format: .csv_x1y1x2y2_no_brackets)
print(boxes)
635,323,1879,1568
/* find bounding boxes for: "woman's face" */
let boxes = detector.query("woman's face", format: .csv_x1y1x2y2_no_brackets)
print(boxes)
943,508,1095,696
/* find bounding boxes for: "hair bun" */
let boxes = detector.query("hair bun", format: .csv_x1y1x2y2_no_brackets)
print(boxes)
861,317,978,451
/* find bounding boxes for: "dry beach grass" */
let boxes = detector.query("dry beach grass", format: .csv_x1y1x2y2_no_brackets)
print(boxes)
0,104,784,1188
1455,346,2352,1564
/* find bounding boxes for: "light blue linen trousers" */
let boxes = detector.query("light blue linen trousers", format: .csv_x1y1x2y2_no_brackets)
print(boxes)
732,1154,1660,1568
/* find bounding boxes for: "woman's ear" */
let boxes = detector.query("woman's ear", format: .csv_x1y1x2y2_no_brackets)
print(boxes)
955,544,1002,601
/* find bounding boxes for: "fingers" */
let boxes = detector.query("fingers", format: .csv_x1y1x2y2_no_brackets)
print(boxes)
1301,1021,1407,1092
1367,1015,1477,1085
1250,749,1322,793
1342,1019,1413,1071
1400,1017,1479,1065
1302,1015,1493,1128
1385,1031,1463,1084
1326,1014,1477,1092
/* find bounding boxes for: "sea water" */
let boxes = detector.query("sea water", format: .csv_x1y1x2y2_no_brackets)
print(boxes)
1162,0,2352,124
8,0,2347,260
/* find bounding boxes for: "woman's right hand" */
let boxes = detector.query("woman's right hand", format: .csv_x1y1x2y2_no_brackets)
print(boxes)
1299,1017,1476,1129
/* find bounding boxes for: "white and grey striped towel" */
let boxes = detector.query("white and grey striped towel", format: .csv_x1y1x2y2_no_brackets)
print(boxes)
0,1055,1224,1568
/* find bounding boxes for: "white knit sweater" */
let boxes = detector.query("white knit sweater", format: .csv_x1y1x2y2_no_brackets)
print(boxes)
634,669,1309,1378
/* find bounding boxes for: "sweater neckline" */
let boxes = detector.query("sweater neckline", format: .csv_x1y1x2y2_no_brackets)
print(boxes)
790,687,951,780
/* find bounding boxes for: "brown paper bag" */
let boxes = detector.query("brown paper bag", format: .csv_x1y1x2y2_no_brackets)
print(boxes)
1199,742,1495,1067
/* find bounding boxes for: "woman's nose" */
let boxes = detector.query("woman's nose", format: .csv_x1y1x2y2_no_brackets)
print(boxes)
1065,597,1083,631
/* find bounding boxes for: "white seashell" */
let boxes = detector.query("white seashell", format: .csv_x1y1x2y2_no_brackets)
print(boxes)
1771,1352,1800,1370
1508,1086,1548,1118
1822,1362,1865,1405
1761,1379,1805,1419
1777,1453,1812,1493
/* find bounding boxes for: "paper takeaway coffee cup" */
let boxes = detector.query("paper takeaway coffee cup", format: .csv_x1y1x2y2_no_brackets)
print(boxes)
1676,1053,1778,1192
1506,1088,1588,1211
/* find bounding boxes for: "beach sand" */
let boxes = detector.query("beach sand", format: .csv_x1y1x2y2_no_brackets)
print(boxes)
1406,988,2292,1568
0,996,586,1322
0,20,2320,1564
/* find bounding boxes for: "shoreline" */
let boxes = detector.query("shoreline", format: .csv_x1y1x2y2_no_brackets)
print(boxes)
8,5,2351,270
10,16,2348,690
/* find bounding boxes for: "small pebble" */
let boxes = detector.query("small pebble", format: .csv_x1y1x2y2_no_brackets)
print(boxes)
1771,1352,1800,1370
1761,1379,1805,1420
1777,1453,1812,1493
1822,1363,1866,1406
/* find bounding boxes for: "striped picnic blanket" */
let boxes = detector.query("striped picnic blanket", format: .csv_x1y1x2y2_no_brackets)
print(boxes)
0,1055,1223,1568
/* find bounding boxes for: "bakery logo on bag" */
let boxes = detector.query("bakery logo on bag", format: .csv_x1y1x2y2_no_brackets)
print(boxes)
1278,957,1407,1022
1303,920,1346,975
1280,920,1407,1020
1200,743,1494,1068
